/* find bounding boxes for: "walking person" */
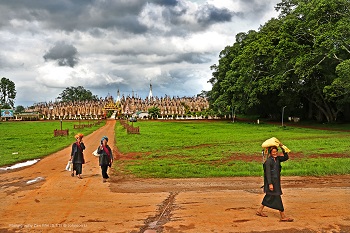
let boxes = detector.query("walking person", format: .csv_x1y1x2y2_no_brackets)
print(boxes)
256,143,294,222
97,136,113,183
70,133,85,179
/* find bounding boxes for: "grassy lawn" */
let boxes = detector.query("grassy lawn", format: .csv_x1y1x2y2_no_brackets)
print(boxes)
115,120,350,178
2,119,349,178
0,120,105,167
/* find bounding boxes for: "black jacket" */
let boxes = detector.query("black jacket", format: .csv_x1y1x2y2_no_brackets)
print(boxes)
97,145,113,166
71,142,85,164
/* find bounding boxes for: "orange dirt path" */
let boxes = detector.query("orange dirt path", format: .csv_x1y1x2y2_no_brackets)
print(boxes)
0,120,349,233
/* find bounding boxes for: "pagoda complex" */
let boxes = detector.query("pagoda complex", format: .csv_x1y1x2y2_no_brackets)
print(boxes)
31,84,209,120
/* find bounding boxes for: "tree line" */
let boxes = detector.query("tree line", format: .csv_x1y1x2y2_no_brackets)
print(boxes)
0,80,97,113
207,0,350,122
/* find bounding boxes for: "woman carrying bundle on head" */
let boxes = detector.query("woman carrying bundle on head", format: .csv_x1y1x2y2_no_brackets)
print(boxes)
97,136,113,183
70,133,85,179
257,139,294,222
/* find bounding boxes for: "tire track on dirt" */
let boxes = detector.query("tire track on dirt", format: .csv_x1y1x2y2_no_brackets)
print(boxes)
58,178,93,224
139,192,178,233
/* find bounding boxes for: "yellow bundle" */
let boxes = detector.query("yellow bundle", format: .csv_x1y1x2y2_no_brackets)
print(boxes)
261,137,291,153
281,145,291,153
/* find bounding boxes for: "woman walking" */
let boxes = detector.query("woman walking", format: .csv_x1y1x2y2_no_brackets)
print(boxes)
256,143,293,222
70,133,85,179
97,136,113,183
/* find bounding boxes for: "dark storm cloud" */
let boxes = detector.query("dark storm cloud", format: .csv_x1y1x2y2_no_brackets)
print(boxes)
158,2,236,36
239,0,277,20
110,51,213,66
180,52,212,64
196,4,236,26
43,42,79,67
0,0,92,29
0,0,147,33
0,0,235,35
157,52,213,65
169,69,192,80
154,0,179,6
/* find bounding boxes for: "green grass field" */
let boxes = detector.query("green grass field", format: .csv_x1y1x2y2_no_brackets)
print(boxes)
115,120,350,178
0,120,105,166
1,119,350,178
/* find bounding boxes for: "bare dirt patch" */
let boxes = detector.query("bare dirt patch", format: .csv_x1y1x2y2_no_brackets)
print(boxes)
0,120,349,233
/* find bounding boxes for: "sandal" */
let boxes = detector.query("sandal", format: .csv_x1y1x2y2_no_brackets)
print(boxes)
256,211,268,217
280,218,294,222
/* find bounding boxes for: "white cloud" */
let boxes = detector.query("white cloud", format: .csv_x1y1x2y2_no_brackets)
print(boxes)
36,62,123,88
0,0,281,106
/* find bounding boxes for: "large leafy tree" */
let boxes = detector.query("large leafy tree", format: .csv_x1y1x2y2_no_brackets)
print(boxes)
208,0,350,122
0,77,16,108
58,86,98,102
209,20,285,118
148,106,160,119
15,105,25,113
280,0,350,122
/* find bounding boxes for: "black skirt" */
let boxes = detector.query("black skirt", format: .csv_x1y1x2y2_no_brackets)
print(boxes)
73,163,83,175
262,194,284,211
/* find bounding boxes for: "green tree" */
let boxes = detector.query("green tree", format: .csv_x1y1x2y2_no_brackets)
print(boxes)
1,103,11,109
276,0,350,122
323,59,350,119
148,106,160,119
208,0,350,122
0,77,16,108
15,105,25,113
209,20,285,118
58,86,98,102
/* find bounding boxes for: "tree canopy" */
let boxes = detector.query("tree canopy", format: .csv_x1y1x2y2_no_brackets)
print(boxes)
57,86,98,102
208,0,350,122
148,106,160,119
0,77,16,108
15,105,25,113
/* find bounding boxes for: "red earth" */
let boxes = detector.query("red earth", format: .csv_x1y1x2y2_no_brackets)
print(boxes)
0,120,349,233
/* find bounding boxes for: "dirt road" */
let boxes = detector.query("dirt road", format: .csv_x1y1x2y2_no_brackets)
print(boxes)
0,120,349,233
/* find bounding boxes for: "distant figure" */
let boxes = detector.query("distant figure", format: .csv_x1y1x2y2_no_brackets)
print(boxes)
97,136,113,183
256,143,293,222
70,133,85,179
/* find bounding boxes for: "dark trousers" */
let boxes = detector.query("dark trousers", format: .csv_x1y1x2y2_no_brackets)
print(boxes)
101,165,109,179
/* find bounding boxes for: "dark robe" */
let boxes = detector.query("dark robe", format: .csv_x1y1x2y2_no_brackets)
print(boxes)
97,145,112,166
71,142,85,175
71,142,85,164
262,148,289,211
97,145,113,179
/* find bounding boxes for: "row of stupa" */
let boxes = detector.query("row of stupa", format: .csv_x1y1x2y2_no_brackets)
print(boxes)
31,84,209,119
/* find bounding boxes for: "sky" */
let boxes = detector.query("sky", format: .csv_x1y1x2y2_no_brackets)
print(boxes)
0,0,281,107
